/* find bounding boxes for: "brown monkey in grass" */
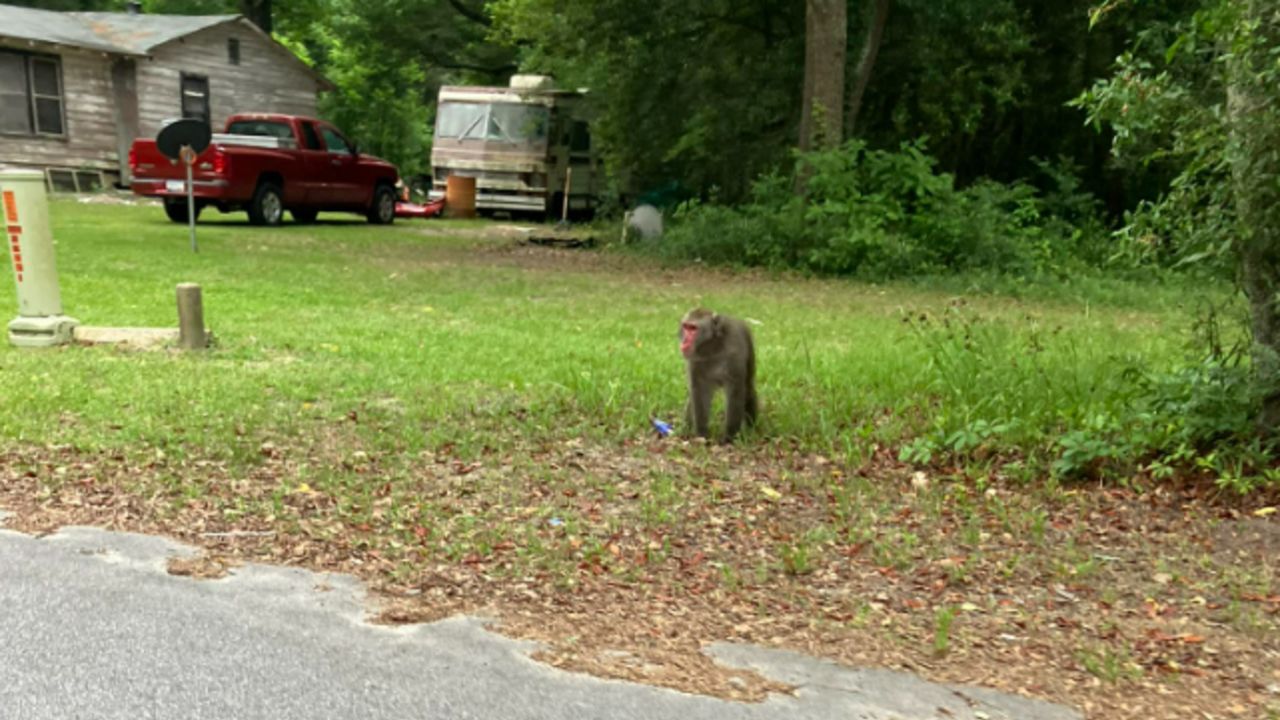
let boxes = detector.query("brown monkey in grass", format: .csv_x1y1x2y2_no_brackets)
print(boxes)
678,308,758,442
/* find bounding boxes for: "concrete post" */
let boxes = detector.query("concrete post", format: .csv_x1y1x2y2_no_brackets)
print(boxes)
176,282,206,350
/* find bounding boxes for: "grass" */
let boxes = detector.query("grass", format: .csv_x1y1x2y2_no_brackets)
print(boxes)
0,197,1215,466
1,198,1275,718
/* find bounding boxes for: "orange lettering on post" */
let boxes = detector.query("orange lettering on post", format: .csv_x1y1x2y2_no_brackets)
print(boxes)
2,191,17,223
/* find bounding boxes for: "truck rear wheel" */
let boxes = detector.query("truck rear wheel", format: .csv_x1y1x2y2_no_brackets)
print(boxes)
164,199,201,224
367,184,396,225
248,182,285,226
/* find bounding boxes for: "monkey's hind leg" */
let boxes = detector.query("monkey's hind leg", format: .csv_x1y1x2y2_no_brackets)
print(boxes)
745,388,759,427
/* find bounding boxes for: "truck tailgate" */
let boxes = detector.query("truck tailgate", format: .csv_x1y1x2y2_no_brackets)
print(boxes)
130,139,222,183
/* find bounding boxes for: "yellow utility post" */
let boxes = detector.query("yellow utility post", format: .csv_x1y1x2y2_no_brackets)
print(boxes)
2,169,78,347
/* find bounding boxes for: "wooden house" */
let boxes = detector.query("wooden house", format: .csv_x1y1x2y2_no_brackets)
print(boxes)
0,3,330,190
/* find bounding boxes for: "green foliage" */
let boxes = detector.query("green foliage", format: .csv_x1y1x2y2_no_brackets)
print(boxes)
654,140,1108,281
898,298,1274,492
313,25,434,178
1072,1,1280,278
492,0,803,201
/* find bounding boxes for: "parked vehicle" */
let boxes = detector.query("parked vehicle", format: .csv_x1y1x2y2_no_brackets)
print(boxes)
129,114,400,226
429,75,600,218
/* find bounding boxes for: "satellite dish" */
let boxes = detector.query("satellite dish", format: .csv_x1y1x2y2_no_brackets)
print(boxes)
155,119,211,254
156,119,211,161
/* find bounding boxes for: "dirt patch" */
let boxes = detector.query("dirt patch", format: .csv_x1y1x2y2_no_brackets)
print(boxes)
1,440,1276,719
167,554,236,579
1213,515,1280,561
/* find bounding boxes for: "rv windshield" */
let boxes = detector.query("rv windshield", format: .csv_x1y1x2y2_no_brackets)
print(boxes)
436,101,548,143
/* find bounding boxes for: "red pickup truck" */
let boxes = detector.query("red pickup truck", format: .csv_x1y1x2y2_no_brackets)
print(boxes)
129,114,400,226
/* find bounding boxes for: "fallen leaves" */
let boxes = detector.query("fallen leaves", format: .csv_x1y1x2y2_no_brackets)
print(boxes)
0,440,1275,720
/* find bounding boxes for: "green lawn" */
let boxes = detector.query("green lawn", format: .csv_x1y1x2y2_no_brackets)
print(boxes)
2,198,1271,718
1,197,1205,465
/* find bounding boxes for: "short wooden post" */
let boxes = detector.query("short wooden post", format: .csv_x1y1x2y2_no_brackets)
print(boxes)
176,282,206,350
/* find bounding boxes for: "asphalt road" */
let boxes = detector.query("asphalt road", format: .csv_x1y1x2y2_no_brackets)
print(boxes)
0,521,1081,720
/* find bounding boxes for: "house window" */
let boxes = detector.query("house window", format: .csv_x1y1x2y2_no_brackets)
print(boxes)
0,51,65,136
180,73,210,125
228,38,240,66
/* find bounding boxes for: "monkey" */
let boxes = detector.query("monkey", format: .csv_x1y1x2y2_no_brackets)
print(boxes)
678,308,759,442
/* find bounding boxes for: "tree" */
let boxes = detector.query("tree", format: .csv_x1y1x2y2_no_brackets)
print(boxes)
846,0,890,135
493,0,805,202
239,0,271,33
1225,0,1280,428
799,0,846,151
1078,0,1280,431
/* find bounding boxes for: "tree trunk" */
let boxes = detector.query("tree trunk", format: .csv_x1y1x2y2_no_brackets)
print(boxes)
798,0,847,152
846,0,890,135
1227,0,1280,432
240,0,272,35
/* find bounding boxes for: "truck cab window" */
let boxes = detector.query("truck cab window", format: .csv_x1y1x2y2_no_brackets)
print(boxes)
320,126,351,154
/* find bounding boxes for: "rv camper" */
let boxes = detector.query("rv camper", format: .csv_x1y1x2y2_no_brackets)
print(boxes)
429,75,598,218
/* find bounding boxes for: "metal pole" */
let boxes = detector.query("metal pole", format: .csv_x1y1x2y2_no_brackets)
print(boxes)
184,148,198,253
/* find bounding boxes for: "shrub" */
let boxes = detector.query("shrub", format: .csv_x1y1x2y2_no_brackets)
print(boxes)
653,140,1108,281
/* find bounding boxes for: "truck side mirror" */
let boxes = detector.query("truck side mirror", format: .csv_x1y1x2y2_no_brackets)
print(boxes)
350,143,360,157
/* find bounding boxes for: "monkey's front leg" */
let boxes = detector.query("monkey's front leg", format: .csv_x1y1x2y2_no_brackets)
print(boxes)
687,375,714,439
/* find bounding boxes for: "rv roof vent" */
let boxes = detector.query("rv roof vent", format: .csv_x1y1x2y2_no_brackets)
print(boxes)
509,74,554,91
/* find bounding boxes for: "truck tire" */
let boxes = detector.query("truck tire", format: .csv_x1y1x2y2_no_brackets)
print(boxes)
164,199,201,224
367,184,396,225
248,181,285,226
291,208,319,224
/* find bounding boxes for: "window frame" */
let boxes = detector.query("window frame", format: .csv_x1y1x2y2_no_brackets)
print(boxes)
0,50,67,139
227,37,241,66
300,121,323,151
179,72,211,126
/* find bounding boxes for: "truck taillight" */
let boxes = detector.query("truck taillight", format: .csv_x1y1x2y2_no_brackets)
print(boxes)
212,146,228,175
128,147,137,173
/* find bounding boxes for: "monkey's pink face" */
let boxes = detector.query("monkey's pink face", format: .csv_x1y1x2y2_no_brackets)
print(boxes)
680,323,699,356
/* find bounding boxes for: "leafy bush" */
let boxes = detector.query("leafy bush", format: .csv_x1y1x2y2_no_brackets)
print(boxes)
653,140,1109,281
900,304,1275,492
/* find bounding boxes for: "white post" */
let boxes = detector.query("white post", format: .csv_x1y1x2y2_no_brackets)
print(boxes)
2,168,78,347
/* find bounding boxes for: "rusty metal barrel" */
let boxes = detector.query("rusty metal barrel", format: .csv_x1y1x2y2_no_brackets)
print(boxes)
444,175,477,219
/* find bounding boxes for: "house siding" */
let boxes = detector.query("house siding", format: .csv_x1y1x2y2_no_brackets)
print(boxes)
136,20,320,140
0,42,121,176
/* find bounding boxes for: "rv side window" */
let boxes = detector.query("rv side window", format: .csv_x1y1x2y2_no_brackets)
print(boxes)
569,121,590,153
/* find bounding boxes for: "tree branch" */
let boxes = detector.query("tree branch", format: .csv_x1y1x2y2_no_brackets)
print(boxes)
445,0,491,27
846,0,891,135
428,58,517,76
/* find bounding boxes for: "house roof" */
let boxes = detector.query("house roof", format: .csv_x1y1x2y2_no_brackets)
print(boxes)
0,4,237,56
0,5,331,89
72,11,240,55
